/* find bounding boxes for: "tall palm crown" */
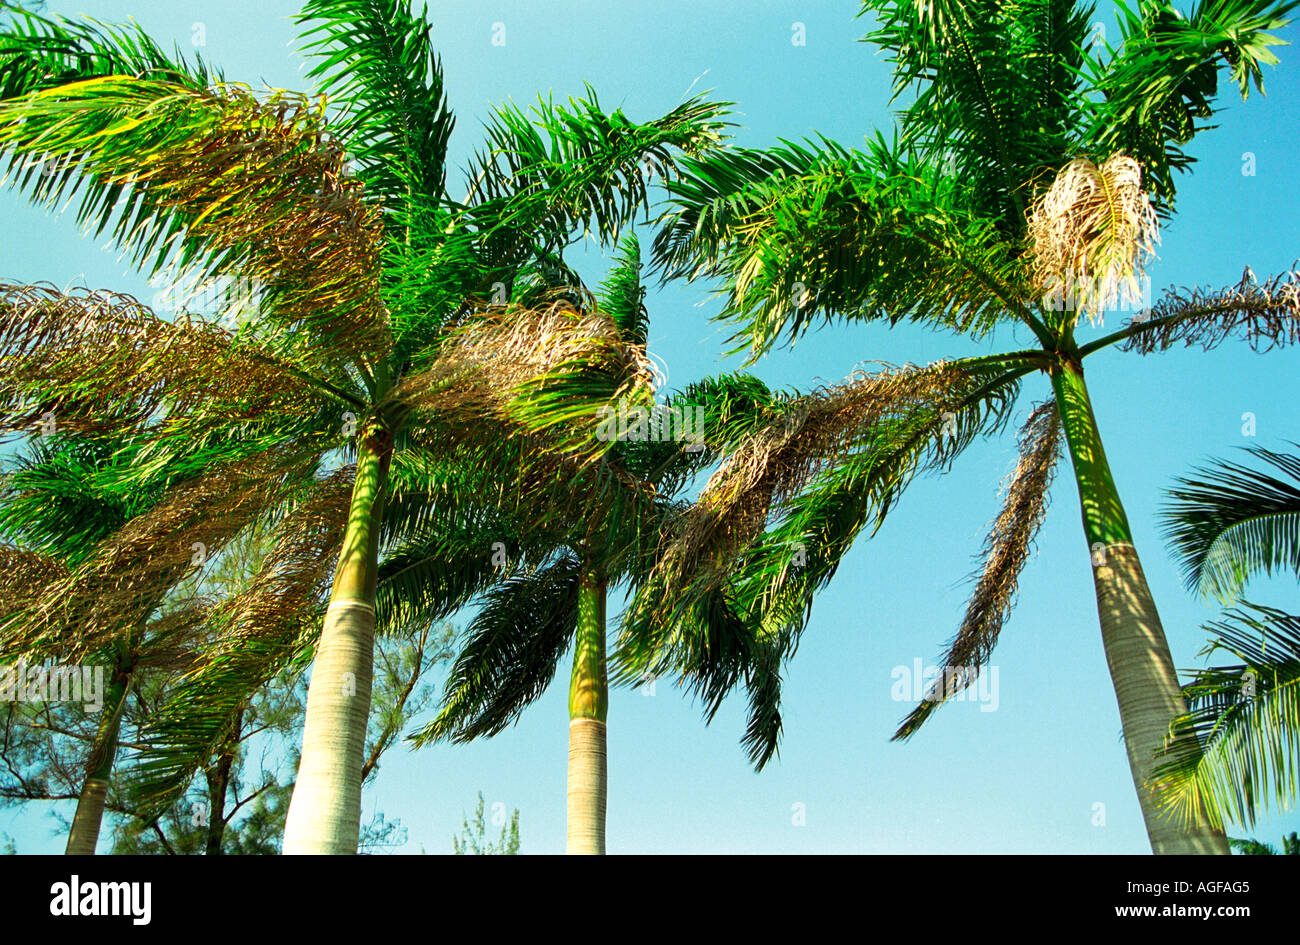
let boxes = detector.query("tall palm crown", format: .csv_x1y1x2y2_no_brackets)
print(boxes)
0,1,728,853
644,0,1300,854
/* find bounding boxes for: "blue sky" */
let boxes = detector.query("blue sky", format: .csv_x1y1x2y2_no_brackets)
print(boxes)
3,0,1299,853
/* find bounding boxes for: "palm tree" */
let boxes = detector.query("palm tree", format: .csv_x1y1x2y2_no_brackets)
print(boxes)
0,432,280,853
1150,446,1300,830
0,1,727,853
409,235,783,853
644,0,1300,853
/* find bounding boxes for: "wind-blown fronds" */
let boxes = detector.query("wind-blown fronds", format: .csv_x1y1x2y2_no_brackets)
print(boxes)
895,399,1062,739
0,5,217,98
0,545,67,622
1120,266,1300,354
125,469,352,815
393,297,655,455
411,553,582,744
0,445,318,662
616,357,1023,764
1151,603,1300,829
0,78,388,359
644,361,1010,599
1028,154,1159,324
1161,445,1300,601
0,284,332,436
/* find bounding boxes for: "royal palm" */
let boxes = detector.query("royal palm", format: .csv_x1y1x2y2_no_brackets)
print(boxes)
645,0,1299,853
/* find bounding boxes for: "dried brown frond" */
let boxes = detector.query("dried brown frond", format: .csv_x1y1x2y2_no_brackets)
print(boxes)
2,445,320,661
0,547,69,656
0,283,327,435
894,400,1062,740
653,361,975,593
1122,266,1300,354
207,466,352,648
392,297,656,455
1028,154,1159,323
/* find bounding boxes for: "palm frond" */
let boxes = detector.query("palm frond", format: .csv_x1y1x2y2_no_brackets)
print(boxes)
0,283,337,438
1118,266,1300,354
597,232,649,346
616,356,1024,698
895,399,1062,739
861,0,1092,231
1161,445,1300,600
1150,603,1300,829
123,470,350,815
638,359,1023,612
653,135,1030,358
393,296,655,458
0,443,320,662
0,77,388,361
1086,0,1295,209
410,553,581,744
295,0,454,213
0,6,217,98
467,86,730,259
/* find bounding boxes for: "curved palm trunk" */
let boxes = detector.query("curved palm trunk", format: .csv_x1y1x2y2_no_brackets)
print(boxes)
282,434,390,855
1051,362,1228,855
65,658,130,855
566,566,607,855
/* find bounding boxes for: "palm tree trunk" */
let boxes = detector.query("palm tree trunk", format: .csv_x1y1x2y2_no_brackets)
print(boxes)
566,565,608,855
65,658,130,855
1051,361,1229,855
282,432,390,855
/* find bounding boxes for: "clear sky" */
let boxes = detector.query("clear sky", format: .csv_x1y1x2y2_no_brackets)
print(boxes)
3,0,1299,854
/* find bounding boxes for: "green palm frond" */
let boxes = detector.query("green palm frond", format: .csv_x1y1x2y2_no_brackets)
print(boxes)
466,86,730,258
597,232,649,346
653,135,1031,358
0,443,321,661
0,5,217,98
1086,0,1296,209
411,553,582,744
621,581,792,770
1161,445,1300,601
0,435,144,564
296,0,454,213
861,0,1092,231
1150,603,1300,829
